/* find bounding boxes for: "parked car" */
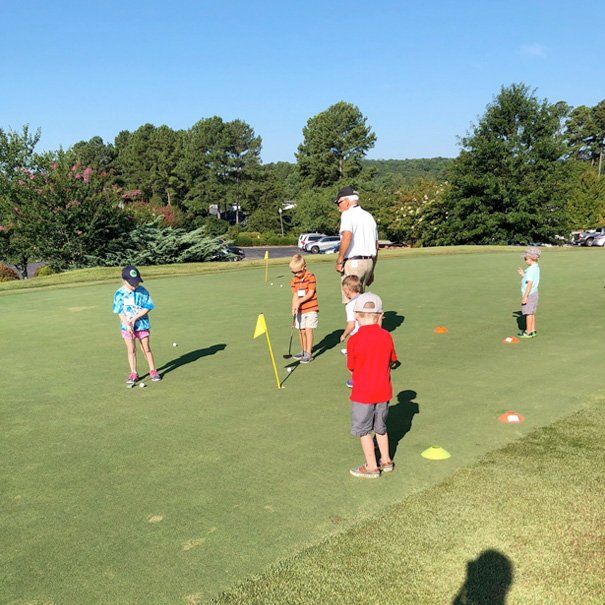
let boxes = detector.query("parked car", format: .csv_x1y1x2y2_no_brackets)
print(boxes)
321,243,340,254
305,235,341,254
574,227,605,246
591,234,605,247
298,232,326,250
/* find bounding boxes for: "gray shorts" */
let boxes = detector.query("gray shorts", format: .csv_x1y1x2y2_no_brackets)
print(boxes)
522,292,539,315
351,402,389,437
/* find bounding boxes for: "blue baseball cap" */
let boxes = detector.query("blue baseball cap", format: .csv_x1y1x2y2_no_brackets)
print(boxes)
121,265,143,286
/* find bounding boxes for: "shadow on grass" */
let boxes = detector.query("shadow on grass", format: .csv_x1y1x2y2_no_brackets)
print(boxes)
512,310,524,333
382,311,405,333
452,549,513,605
386,390,419,460
157,344,227,376
312,329,342,359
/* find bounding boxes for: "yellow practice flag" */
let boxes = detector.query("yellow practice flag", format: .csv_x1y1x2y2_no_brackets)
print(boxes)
253,313,267,339
264,250,269,260
264,250,269,283
252,313,281,389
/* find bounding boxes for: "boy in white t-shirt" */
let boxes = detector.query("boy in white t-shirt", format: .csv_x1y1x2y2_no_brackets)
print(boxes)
340,275,362,387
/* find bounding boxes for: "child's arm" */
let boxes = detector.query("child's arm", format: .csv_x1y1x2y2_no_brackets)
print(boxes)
120,313,134,333
340,320,356,342
293,287,316,314
517,266,524,276
131,308,150,323
297,288,315,305
522,280,533,305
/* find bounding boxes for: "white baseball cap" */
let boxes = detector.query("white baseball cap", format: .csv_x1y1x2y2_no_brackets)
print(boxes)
353,292,383,313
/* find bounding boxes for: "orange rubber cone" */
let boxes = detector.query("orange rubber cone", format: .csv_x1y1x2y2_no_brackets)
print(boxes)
434,326,448,334
498,411,525,424
502,336,520,344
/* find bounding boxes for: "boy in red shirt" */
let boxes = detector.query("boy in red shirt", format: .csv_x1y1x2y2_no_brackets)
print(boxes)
346,292,397,478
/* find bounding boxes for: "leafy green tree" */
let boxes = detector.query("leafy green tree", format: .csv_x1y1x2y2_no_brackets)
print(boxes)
67,136,116,173
4,153,126,271
296,101,376,187
115,124,185,206
0,125,41,276
442,83,571,245
566,163,605,228
567,100,605,173
290,189,340,234
178,117,261,219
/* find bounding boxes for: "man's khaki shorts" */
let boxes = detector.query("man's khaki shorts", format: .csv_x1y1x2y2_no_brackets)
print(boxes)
295,311,318,329
341,258,375,303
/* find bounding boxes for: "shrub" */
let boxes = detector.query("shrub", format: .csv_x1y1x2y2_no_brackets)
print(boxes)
0,263,20,282
88,222,235,266
33,265,56,277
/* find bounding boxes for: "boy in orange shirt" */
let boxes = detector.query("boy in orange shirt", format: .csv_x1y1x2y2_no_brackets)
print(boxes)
289,254,318,363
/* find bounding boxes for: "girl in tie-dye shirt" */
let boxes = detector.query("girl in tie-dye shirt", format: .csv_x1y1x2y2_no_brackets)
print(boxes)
112,265,162,387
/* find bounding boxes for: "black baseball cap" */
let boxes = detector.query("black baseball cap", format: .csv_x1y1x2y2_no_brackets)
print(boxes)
121,265,143,286
334,185,358,204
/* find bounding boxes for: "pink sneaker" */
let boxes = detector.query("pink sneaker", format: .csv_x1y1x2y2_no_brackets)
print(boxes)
150,370,162,382
126,373,138,388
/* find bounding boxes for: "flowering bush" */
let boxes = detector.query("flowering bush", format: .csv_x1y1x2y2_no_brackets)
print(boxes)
0,263,19,282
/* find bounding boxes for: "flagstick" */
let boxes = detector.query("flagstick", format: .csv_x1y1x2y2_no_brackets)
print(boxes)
264,326,282,389
264,250,269,284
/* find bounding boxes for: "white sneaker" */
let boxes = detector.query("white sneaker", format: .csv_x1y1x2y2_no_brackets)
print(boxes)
340,348,347,355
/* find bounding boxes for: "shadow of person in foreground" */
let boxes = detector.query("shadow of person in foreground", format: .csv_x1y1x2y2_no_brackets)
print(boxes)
512,310,524,333
384,390,419,460
312,329,342,359
452,549,513,605
157,344,227,377
382,311,405,333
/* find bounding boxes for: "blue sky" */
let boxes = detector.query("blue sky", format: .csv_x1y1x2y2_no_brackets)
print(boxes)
0,1,603,162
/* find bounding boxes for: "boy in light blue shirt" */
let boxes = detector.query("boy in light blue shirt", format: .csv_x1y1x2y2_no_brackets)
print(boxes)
112,265,161,387
516,247,541,338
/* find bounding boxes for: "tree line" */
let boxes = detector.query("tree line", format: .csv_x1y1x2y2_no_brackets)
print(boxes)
0,84,604,278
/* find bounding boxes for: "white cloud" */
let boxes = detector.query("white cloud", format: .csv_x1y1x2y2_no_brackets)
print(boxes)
518,42,546,59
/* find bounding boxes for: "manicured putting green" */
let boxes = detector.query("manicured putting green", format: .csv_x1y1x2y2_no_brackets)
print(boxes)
1,247,602,603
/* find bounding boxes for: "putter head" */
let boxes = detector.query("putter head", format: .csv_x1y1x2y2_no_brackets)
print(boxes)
282,354,293,359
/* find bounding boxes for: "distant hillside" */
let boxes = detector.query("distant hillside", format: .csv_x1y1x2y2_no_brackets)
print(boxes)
363,157,453,180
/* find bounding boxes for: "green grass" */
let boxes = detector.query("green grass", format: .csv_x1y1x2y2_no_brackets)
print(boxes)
213,399,604,604
1,247,603,604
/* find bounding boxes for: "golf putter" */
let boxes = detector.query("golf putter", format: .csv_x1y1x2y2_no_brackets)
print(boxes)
283,314,296,359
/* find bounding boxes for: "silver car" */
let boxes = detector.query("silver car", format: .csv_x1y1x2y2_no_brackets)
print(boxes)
305,235,341,254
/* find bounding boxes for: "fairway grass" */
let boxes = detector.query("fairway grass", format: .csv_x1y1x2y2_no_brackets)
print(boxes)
1,247,604,603
214,399,604,604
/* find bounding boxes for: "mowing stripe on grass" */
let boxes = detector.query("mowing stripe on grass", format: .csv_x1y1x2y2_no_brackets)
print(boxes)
213,399,605,605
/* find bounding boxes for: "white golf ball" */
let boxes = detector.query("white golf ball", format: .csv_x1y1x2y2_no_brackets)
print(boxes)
139,382,147,388
172,342,178,347
270,282,274,286
286,367,292,373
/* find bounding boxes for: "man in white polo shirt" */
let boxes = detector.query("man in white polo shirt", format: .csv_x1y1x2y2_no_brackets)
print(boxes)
334,186,378,303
